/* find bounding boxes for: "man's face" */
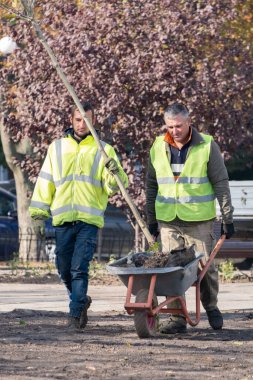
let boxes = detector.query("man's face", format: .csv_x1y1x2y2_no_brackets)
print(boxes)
71,109,94,140
164,114,191,144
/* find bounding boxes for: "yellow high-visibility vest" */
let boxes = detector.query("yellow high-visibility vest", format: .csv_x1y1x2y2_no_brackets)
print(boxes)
29,135,128,228
150,134,216,222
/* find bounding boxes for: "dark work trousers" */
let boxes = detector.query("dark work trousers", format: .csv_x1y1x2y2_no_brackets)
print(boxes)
55,221,98,317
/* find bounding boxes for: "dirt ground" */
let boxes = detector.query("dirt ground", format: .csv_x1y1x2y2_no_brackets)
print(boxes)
0,308,253,380
0,269,253,379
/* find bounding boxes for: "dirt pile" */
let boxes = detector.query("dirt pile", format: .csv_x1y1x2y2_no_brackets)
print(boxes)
132,245,196,268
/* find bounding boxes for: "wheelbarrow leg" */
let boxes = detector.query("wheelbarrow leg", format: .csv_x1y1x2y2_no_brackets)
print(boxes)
152,292,201,327
124,274,157,314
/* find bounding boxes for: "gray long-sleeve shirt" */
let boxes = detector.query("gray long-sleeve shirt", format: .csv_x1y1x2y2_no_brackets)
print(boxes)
146,128,234,225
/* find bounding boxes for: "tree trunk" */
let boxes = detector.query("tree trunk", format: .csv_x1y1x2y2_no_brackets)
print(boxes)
0,119,47,261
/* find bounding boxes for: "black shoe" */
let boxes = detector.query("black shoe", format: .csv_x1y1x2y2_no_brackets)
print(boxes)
67,316,80,331
160,317,187,334
206,308,223,330
79,296,92,329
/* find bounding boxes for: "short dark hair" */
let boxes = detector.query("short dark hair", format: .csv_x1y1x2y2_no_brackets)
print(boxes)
164,102,189,119
71,101,94,119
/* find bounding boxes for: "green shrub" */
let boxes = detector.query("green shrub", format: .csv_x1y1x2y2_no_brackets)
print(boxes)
218,260,235,281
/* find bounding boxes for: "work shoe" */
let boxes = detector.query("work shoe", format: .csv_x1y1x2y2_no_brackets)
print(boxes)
79,296,92,329
206,308,223,330
67,316,81,331
160,317,187,334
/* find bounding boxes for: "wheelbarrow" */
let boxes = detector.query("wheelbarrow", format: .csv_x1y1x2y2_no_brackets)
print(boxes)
107,235,225,338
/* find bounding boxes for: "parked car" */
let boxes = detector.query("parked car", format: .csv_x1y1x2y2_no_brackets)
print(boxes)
0,186,135,261
0,187,19,260
0,178,16,194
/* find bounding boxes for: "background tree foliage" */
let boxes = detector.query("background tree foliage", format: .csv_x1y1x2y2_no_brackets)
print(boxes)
1,0,253,218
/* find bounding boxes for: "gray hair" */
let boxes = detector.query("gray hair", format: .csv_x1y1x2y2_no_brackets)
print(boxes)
164,103,189,120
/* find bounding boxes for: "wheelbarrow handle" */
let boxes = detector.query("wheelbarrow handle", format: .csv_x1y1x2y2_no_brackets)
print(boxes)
198,234,226,283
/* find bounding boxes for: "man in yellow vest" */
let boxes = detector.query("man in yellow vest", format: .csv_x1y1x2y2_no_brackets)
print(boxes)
29,101,128,331
146,102,234,333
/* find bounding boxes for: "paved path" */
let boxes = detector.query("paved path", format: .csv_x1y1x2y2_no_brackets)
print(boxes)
0,282,252,314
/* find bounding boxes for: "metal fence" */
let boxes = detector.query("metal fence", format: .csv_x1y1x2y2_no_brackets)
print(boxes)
0,226,136,262
1,222,252,264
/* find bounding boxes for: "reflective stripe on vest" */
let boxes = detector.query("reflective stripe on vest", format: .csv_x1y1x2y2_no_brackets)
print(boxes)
54,174,74,187
157,194,216,204
51,204,104,217
30,200,50,210
157,176,210,185
55,139,62,178
39,171,53,182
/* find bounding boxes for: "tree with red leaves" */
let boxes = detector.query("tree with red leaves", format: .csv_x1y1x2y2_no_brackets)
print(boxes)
0,0,253,260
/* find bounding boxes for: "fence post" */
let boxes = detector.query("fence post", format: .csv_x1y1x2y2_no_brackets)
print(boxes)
135,223,139,253
142,233,146,252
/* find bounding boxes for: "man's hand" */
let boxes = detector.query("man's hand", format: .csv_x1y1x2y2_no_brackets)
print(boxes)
105,158,119,174
148,222,159,239
221,223,235,239
32,215,47,221
32,218,46,236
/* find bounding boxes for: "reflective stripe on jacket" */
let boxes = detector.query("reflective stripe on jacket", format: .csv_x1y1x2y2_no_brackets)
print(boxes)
29,135,128,228
150,133,216,222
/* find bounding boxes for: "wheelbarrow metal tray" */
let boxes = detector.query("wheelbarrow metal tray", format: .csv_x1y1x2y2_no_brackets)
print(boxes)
107,254,203,297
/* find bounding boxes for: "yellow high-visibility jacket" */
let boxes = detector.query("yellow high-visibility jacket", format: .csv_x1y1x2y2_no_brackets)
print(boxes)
150,133,216,222
29,134,128,228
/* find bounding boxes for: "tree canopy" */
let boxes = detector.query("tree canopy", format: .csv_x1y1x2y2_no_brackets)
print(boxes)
1,0,253,215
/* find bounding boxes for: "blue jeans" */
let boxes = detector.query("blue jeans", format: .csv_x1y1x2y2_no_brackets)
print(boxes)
55,221,98,317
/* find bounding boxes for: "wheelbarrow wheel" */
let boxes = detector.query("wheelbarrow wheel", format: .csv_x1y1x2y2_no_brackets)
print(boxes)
134,289,158,338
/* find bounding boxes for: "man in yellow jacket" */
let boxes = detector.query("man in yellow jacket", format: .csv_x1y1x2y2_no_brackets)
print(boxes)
146,102,234,334
29,101,128,331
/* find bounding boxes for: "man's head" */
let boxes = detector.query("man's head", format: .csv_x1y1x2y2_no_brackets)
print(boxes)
70,101,95,141
164,103,191,145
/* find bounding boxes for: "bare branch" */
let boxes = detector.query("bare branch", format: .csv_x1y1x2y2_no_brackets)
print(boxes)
0,1,33,21
20,0,34,18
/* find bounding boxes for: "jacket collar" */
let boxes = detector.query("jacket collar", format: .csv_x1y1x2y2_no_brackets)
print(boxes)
64,127,92,143
190,127,205,146
163,126,204,148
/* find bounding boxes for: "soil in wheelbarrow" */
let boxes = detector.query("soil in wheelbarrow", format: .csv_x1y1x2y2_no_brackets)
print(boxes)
132,245,196,268
0,308,252,379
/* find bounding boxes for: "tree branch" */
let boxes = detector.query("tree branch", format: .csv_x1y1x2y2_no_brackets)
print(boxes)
0,1,33,21
20,0,34,18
